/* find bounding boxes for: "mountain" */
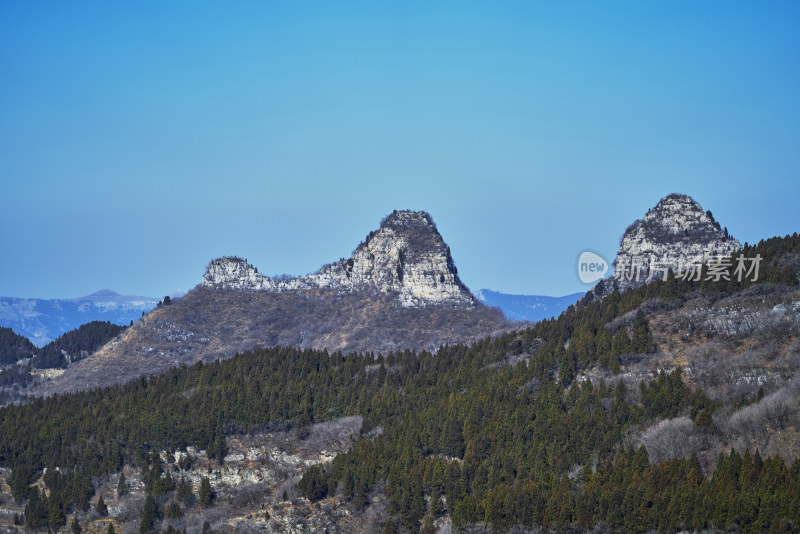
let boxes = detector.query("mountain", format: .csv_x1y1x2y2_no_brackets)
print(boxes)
5,232,799,533
475,289,584,321
3,201,800,534
587,193,742,300
33,211,515,395
202,210,474,307
0,290,158,346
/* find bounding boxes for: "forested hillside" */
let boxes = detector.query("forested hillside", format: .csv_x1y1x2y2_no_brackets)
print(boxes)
0,234,798,533
0,328,37,366
0,321,126,401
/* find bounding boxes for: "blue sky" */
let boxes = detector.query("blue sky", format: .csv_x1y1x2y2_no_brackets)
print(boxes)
2,2,799,299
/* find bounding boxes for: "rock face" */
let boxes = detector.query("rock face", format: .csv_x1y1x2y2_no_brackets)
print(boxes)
202,210,475,308
617,194,740,271
591,194,741,298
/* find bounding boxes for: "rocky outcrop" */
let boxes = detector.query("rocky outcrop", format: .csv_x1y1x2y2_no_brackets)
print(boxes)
617,194,740,273
202,210,475,308
202,258,275,292
590,194,741,299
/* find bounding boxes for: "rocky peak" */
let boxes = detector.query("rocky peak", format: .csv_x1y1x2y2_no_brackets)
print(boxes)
202,257,274,291
614,193,741,285
201,210,475,308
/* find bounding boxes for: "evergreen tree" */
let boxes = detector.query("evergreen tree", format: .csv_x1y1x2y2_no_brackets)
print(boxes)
611,328,631,355
164,501,183,519
96,495,108,516
177,477,194,505
779,265,799,285
117,472,127,497
659,270,679,300
139,495,159,533
694,408,715,431
382,517,397,534
24,488,47,529
421,514,436,534
631,310,653,353
557,350,576,385
430,494,445,517
71,517,82,534
48,499,65,531
199,477,213,507
441,420,465,458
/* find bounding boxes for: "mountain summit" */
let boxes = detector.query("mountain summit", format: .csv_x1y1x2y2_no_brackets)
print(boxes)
589,194,741,299
202,210,475,308
617,193,740,269
34,211,512,395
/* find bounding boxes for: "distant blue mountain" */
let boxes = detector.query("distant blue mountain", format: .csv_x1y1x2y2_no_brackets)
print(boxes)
475,289,584,322
0,290,159,346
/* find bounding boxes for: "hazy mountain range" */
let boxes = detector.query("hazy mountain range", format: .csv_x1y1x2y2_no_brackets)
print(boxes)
474,289,584,321
0,290,158,346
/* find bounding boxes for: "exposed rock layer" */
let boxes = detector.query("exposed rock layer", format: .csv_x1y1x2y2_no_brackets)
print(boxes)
617,193,740,274
202,211,475,308
590,194,741,299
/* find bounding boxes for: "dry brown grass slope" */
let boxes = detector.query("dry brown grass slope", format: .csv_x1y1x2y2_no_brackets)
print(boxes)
33,286,518,396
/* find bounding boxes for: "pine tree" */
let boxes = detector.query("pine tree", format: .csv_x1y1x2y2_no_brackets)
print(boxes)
177,477,194,505
611,328,631,356
430,494,445,517
694,408,715,431
96,495,108,516
199,477,213,507
557,350,576,386
659,270,679,300
779,265,799,286
48,499,65,531
631,310,653,353
139,495,158,533
107,523,116,534
164,501,183,519
441,420,465,458
117,472,127,497
382,517,397,534
596,328,612,361
71,517,82,534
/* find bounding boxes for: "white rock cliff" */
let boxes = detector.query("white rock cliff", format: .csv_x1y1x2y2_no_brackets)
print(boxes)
591,194,742,297
616,193,741,270
201,210,476,308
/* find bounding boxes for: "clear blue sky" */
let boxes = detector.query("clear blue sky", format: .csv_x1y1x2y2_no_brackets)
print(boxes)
2,2,799,299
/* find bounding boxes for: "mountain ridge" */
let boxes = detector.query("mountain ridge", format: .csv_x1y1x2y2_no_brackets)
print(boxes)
31,210,516,396
475,289,584,321
202,210,476,308
0,291,158,346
